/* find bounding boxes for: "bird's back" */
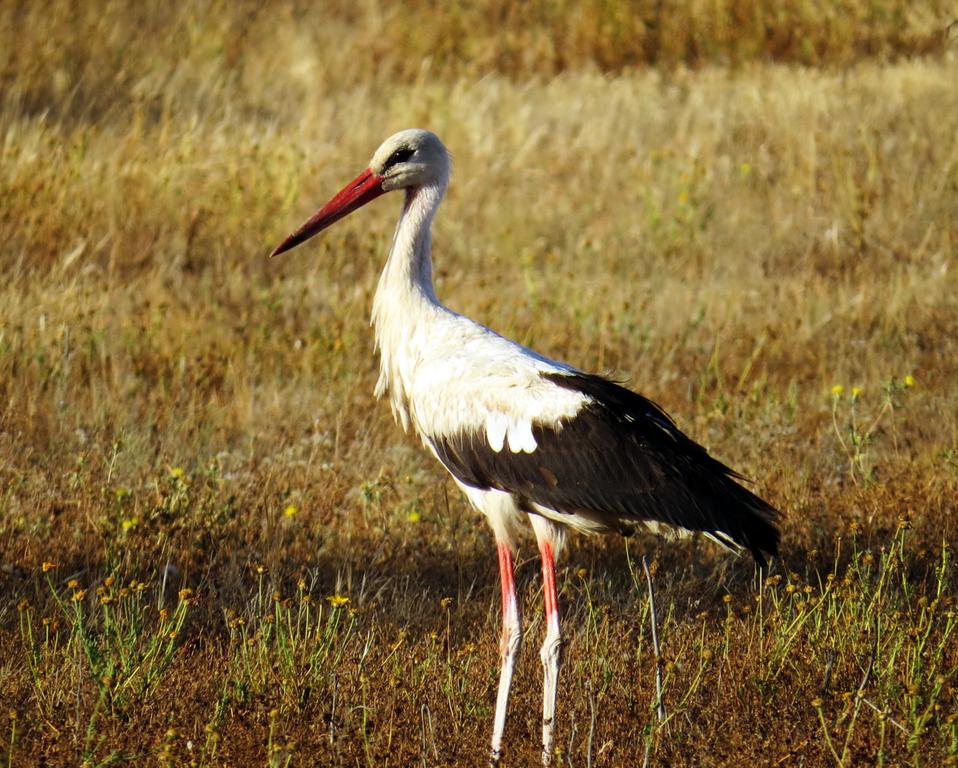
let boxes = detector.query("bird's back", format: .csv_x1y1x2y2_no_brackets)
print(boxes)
396,312,779,565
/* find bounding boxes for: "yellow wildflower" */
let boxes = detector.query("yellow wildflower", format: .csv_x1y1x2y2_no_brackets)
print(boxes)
903,374,915,388
283,504,298,518
169,466,185,479
831,384,844,396
326,594,349,607
851,386,862,398
406,509,421,523
41,561,56,573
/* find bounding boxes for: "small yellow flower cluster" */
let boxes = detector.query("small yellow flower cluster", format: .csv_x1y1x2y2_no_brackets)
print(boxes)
832,375,914,400
224,609,246,630
283,504,298,518
456,642,478,659
96,576,118,605
42,616,61,631
831,383,863,398
326,594,349,607
169,466,185,479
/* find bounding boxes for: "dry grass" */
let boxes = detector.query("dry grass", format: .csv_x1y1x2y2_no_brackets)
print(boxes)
2,1,958,766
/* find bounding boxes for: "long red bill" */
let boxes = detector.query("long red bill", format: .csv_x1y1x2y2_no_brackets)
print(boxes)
269,167,387,257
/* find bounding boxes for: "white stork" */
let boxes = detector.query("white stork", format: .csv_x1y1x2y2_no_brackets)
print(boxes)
270,129,780,766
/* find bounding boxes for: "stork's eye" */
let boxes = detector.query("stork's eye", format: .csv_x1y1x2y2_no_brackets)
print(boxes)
384,146,415,169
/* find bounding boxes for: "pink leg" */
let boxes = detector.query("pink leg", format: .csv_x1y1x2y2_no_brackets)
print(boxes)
490,540,521,766
538,538,563,766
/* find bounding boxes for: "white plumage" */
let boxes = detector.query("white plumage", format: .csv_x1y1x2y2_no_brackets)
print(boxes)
271,128,780,767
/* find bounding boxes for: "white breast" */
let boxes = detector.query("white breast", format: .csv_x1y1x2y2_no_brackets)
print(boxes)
399,311,590,452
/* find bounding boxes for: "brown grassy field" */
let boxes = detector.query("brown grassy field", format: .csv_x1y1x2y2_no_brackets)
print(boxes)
2,1,958,766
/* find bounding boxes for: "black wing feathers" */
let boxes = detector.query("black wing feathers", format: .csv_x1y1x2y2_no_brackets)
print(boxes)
430,371,780,565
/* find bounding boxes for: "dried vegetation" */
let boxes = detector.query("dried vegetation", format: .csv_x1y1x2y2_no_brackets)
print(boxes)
1,1,958,766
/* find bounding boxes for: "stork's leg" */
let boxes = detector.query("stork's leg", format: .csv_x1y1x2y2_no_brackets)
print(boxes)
530,516,564,766
490,539,521,767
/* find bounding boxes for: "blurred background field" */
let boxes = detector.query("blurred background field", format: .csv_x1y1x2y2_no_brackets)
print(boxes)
1,1,958,766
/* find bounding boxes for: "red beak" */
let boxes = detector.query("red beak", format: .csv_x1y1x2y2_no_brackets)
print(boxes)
270,167,387,257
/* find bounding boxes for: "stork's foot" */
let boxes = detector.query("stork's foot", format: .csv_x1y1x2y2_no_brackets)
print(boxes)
539,635,564,765
541,738,552,766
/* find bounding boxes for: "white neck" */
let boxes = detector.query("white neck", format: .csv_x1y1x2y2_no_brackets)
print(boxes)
371,182,447,428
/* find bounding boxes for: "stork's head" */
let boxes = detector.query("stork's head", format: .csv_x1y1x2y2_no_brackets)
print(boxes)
270,129,449,257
